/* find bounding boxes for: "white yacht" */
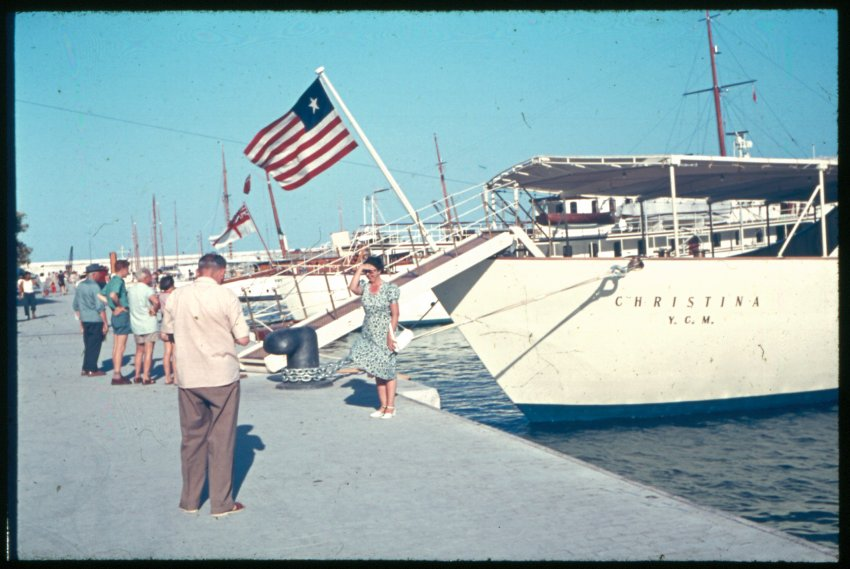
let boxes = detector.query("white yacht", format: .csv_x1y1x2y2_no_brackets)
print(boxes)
432,154,838,422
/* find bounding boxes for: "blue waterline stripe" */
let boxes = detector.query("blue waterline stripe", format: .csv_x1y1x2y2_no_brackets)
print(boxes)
517,388,838,423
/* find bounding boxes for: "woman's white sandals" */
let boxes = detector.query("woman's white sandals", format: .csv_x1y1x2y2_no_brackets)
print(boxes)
370,406,387,418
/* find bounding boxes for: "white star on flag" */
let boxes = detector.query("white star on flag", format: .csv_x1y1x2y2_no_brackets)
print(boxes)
308,98,320,114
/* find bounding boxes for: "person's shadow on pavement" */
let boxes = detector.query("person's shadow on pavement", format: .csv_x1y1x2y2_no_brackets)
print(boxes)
234,424,265,499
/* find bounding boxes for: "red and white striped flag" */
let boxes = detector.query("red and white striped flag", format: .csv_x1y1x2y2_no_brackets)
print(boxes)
243,174,251,194
209,204,257,249
244,78,358,190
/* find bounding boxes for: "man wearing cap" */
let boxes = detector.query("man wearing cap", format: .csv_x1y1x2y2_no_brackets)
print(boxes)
72,264,111,377
161,253,250,517
101,259,132,383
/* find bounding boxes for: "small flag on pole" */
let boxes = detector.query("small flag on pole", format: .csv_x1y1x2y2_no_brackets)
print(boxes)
243,175,251,195
209,204,257,249
243,78,358,190
752,85,757,103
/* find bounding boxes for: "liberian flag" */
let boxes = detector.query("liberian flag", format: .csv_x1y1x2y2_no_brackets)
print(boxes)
209,204,257,249
244,78,358,190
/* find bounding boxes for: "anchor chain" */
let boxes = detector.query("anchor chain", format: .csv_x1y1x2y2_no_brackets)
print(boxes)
272,358,350,384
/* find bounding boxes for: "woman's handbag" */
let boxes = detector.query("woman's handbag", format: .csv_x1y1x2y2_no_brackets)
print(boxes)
390,323,414,352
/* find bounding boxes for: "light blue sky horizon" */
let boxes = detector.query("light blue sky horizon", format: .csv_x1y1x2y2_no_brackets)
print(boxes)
15,10,838,264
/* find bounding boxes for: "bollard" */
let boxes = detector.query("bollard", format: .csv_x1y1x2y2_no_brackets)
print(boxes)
263,327,331,390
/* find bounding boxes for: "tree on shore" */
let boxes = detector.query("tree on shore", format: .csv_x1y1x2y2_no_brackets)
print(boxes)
17,211,33,266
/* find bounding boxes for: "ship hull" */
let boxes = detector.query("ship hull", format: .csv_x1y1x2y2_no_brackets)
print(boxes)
433,257,838,422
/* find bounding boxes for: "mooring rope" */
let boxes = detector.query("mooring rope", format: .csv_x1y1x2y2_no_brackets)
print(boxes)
272,256,643,383
410,256,644,342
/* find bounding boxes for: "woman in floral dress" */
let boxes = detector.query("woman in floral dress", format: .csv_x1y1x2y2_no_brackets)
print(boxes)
347,256,400,419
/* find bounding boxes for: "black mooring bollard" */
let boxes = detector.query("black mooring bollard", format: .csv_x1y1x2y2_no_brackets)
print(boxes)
263,327,330,389
263,327,320,368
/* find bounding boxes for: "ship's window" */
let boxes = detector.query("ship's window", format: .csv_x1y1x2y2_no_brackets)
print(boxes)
712,232,721,247
555,203,564,214
756,230,764,243
591,201,599,213
591,243,599,257
570,202,578,214
613,241,622,257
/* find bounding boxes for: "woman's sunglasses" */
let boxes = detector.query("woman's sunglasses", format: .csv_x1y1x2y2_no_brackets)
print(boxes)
362,268,376,275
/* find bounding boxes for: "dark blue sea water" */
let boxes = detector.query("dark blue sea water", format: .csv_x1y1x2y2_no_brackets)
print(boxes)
324,325,839,552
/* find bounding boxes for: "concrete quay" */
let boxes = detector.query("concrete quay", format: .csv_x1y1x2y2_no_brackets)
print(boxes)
12,293,837,561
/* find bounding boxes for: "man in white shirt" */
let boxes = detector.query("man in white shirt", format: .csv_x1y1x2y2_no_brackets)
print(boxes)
17,271,37,320
161,253,250,517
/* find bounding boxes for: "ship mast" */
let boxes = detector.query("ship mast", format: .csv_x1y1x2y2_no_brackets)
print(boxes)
433,134,454,230
706,11,726,156
221,145,233,260
683,12,756,157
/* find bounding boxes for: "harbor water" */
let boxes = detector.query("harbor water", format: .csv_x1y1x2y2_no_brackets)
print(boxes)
321,324,839,553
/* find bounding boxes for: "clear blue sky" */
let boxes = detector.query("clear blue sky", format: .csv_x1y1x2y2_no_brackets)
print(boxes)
14,10,838,263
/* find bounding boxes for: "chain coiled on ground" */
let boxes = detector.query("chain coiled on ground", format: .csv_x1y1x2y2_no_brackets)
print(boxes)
271,358,351,383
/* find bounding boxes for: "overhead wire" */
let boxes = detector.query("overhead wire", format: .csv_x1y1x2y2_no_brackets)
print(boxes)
14,98,479,187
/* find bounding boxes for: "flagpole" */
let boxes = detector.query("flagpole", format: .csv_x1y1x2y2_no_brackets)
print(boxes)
315,67,438,252
243,203,275,266
265,171,288,257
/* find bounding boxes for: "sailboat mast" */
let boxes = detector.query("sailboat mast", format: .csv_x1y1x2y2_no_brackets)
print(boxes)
221,145,233,259
158,201,165,270
434,134,454,229
131,217,141,271
152,195,159,272
265,170,287,256
705,11,727,157
174,202,179,268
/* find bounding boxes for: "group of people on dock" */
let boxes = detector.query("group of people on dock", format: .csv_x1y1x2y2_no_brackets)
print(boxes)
72,260,177,384
69,254,253,517
61,251,402,518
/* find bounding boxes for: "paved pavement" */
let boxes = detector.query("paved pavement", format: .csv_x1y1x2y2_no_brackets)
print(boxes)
12,293,837,560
